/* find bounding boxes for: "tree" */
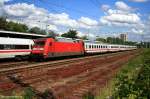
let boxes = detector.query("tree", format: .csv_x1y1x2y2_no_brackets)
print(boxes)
12,23,28,32
96,37,106,43
0,17,28,32
80,35,89,40
61,29,78,38
47,30,58,38
29,27,46,35
0,17,7,30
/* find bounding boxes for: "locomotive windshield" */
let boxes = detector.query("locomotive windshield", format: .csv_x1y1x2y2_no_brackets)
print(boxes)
34,40,45,46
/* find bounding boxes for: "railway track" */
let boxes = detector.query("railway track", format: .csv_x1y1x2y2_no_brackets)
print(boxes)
0,61,34,69
0,50,140,99
0,51,136,74
0,51,130,74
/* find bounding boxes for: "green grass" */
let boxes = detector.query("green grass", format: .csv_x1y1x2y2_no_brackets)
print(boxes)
95,49,150,99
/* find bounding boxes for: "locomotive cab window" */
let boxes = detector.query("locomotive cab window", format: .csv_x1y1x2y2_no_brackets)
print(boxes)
34,41,45,46
49,42,52,46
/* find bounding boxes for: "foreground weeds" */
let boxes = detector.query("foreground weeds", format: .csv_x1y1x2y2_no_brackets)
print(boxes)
96,49,150,99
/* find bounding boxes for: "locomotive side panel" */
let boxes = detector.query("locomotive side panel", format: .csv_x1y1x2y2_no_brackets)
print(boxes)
46,40,84,57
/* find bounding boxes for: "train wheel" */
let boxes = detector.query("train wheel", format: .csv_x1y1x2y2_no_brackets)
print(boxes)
15,56,22,61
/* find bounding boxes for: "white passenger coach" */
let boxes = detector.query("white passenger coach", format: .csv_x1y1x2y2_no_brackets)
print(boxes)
84,42,137,53
0,37,34,59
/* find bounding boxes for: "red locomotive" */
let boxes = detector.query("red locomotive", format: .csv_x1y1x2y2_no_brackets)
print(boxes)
32,37,84,59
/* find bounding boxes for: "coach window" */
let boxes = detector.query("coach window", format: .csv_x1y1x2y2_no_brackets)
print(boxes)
0,45,4,49
4,45,11,49
15,45,29,49
89,45,91,49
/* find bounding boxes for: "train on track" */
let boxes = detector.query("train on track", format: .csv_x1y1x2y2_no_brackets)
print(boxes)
32,37,137,59
0,36,137,60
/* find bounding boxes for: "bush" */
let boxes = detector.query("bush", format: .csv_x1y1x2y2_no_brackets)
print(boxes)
23,87,35,99
112,49,150,99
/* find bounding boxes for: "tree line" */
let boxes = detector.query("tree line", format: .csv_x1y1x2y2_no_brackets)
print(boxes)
96,37,137,46
0,17,85,38
0,17,47,35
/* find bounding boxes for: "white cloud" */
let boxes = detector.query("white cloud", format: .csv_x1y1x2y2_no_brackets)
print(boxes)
77,31,85,37
47,25,58,31
3,3,48,17
115,1,132,11
0,3,99,34
131,28,144,34
100,13,141,25
78,17,99,29
129,0,148,2
100,1,142,27
78,17,98,26
49,13,79,28
101,4,110,11
4,0,12,2
101,2,136,25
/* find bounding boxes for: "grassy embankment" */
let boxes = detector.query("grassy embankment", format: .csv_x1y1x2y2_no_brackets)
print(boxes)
83,49,150,99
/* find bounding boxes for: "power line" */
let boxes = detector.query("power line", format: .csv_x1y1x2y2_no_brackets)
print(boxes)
89,0,101,9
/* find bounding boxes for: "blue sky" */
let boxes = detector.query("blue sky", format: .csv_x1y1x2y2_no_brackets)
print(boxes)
6,0,150,19
1,0,150,42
